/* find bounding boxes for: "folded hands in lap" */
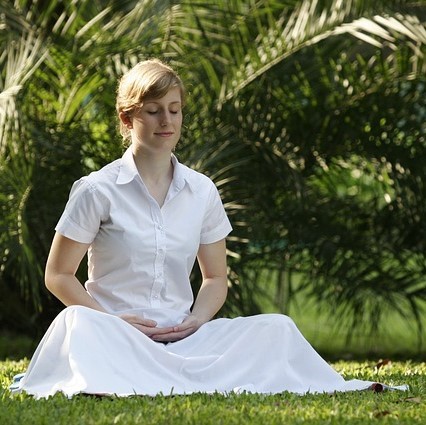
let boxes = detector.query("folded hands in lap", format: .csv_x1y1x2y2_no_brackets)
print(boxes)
119,313,203,342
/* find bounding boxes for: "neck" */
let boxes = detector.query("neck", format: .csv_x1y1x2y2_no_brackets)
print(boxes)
131,146,173,184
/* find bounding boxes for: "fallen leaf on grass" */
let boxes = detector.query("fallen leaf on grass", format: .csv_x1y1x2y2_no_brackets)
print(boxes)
403,397,422,404
373,410,393,418
375,359,392,370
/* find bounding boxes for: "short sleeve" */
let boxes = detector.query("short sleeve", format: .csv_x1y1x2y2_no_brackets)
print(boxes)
55,178,108,244
200,183,232,244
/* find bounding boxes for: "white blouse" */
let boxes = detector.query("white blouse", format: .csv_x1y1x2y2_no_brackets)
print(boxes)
55,148,232,326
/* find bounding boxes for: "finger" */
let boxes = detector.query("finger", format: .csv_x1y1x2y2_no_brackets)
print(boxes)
139,319,158,327
133,325,175,336
129,323,165,335
147,326,175,335
119,315,157,327
171,320,197,333
152,328,195,342
133,325,161,337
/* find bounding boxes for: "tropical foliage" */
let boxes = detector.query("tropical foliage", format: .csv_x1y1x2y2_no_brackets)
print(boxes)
1,0,425,339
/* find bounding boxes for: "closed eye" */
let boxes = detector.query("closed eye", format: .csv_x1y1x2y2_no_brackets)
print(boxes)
146,109,180,115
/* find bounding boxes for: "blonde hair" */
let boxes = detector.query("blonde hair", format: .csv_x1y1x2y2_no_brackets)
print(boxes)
116,59,185,141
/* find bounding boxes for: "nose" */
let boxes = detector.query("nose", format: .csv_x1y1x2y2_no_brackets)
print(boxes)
160,110,171,126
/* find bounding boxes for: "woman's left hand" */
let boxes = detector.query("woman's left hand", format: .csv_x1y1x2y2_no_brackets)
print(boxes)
151,314,204,342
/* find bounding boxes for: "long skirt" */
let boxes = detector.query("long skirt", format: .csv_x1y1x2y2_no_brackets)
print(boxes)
13,306,406,398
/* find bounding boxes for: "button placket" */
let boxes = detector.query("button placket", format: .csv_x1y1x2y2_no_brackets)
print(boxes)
151,210,166,307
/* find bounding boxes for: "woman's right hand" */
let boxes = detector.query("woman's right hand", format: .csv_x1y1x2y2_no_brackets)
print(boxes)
118,314,174,339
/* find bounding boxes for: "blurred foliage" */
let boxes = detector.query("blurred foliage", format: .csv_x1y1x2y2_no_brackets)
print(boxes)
0,0,425,344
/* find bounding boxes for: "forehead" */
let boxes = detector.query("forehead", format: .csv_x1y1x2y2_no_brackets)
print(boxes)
143,87,182,105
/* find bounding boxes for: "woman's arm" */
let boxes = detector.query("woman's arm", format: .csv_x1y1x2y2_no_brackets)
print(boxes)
190,238,228,322
152,238,228,342
45,232,105,311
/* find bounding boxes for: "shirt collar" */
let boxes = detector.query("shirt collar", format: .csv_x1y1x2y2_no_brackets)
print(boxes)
171,154,197,192
116,148,139,185
116,147,196,192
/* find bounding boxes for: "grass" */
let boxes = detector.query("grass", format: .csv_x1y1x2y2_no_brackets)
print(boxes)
0,358,425,424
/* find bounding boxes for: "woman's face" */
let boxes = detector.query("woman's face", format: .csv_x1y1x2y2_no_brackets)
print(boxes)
128,87,183,155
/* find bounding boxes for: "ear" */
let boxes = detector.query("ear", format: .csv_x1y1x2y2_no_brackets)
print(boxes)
119,111,132,128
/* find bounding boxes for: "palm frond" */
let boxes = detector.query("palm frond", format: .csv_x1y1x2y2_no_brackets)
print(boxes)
218,1,426,103
0,19,48,154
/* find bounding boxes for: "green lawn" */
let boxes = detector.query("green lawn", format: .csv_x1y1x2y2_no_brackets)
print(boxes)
1,359,425,425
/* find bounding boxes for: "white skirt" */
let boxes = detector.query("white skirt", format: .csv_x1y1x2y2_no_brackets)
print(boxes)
14,306,405,398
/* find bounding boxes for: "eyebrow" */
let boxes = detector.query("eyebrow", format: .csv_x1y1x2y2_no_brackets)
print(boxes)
143,100,181,106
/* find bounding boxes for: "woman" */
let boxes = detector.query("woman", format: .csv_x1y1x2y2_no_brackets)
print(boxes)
12,59,406,398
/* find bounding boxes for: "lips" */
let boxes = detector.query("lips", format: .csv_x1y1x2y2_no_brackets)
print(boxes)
154,132,174,136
